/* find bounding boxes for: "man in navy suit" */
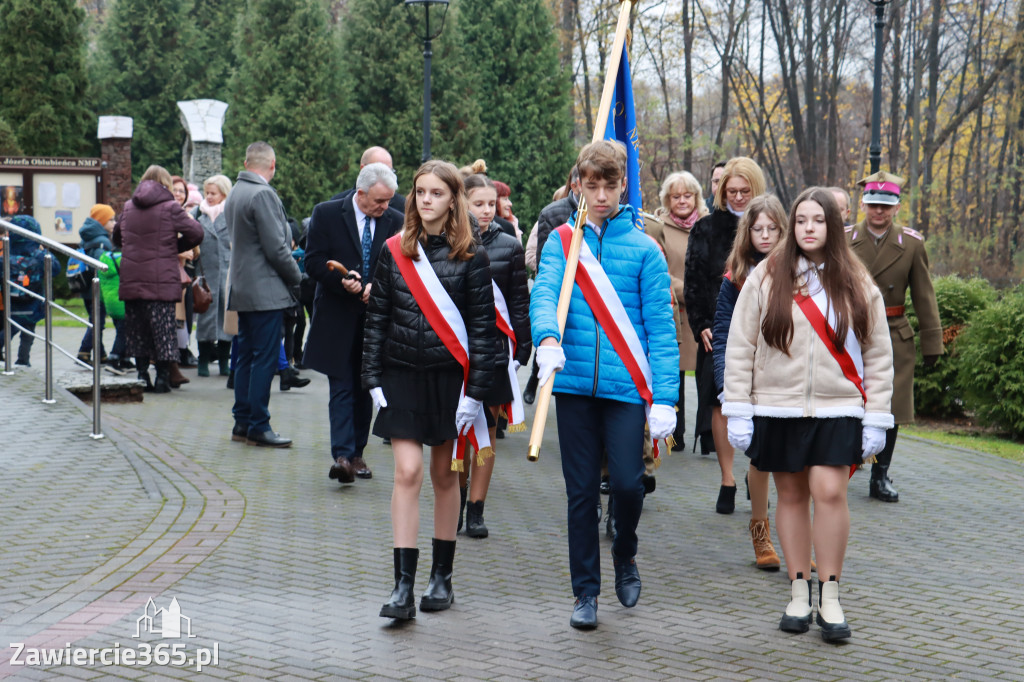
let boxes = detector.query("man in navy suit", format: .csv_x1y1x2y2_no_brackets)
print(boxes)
303,163,404,483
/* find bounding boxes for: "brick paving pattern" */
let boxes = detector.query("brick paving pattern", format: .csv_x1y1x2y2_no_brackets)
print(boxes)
1,328,1022,680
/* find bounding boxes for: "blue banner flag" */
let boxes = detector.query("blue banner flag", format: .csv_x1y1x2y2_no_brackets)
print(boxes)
605,42,643,231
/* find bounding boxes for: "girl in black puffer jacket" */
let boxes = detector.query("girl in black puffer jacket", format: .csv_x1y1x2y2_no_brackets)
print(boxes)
363,160,497,621
457,173,532,540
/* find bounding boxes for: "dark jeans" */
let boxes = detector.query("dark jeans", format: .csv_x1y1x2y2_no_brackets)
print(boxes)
328,374,372,462
232,309,284,435
2,319,36,364
555,393,646,598
110,317,125,359
78,295,107,356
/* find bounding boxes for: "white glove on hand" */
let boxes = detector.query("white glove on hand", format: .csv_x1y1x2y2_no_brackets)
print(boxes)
727,417,754,452
455,396,484,436
536,345,566,387
370,387,388,410
862,426,887,461
648,404,677,441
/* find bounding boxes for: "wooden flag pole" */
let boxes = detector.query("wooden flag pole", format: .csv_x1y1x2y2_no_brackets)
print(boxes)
528,0,636,462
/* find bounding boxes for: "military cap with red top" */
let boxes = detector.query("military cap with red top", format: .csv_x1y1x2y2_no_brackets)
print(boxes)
857,170,904,206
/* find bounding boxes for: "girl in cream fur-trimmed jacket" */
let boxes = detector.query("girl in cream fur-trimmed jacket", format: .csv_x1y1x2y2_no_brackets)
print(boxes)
722,187,894,643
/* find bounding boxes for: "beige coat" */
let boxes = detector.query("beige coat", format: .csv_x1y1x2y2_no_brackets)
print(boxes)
722,261,894,428
848,221,943,424
646,214,698,372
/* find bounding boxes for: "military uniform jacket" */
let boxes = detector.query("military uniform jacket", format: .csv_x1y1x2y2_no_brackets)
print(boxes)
848,220,943,424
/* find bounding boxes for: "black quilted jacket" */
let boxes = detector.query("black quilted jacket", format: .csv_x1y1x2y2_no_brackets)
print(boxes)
361,234,498,399
480,226,532,366
683,208,739,342
533,192,579,271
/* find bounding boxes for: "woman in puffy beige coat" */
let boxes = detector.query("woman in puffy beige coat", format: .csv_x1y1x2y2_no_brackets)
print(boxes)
722,187,893,643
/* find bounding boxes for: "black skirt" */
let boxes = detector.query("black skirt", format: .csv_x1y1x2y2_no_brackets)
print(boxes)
747,416,862,473
372,366,463,446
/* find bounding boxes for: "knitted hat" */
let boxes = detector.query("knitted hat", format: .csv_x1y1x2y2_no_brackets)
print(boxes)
90,204,115,225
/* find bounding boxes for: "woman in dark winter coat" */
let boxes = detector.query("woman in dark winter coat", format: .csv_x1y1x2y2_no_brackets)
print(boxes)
114,165,204,393
457,173,531,539
363,160,497,621
193,174,234,377
683,156,766,514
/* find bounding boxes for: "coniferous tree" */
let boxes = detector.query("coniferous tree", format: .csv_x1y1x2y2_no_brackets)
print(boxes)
225,0,346,218
0,0,92,156
458,0,575,226
0,117,23,155
186,0,244,99
90,0,195,174
336,0,481,193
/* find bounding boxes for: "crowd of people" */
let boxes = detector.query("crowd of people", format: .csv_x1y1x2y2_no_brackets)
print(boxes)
1,136,943,642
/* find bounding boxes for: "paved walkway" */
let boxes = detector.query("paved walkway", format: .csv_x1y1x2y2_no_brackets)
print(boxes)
1,327,1023,680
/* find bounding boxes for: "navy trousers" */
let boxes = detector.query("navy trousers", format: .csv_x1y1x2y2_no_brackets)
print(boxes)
233,310,284,435
555,393,646,598
328,374,372,462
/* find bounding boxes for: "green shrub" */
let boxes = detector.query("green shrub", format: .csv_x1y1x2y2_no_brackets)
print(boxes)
955,287,1024,438
906,275,997,418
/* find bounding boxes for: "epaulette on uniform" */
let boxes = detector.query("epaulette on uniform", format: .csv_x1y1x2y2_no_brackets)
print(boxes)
902,227,924,241
844,225,854,233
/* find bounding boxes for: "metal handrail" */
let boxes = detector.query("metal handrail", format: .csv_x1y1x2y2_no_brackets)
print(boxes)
2,217,109,439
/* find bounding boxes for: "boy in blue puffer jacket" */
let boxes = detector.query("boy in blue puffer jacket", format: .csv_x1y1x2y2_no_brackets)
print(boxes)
530,140,679,630
1,215,62,366
76,204,116,364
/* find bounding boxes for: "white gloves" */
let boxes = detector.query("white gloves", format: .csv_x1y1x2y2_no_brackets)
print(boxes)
727,417,754,452
536,345,566,387
456,395,484,436
862,426,887,461
370,387,388,410
648,404,677,441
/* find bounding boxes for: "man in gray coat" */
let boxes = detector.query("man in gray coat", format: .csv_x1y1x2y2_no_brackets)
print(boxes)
226,141,302,447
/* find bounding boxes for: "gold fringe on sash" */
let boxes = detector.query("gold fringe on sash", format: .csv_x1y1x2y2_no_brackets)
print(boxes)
507,421,528,434
475,446,495,467
451,459,465,473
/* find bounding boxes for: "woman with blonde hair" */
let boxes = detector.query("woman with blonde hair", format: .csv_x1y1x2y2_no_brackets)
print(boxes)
712,194,788,569
363,160,498,620
193,174,233,377
684,157,766,513
647,170,708,449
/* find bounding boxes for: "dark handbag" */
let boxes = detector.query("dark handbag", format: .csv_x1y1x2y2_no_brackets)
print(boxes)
191,256,213,314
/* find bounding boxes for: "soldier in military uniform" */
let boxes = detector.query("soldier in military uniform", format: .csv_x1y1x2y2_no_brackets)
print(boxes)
847,171,944,502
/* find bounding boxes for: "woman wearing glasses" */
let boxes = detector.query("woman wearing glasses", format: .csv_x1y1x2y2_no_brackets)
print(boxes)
684,157,766,514
712,195,788,569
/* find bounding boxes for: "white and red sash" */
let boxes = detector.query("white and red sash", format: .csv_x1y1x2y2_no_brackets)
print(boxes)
492,281,526,434
554,223,666,459
386,235,490,471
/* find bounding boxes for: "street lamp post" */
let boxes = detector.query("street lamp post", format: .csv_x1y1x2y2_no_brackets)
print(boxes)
868,0,891,174
405,0,450,164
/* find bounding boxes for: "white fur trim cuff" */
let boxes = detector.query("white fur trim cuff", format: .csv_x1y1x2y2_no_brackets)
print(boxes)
721,402,754,419
862,412,895,430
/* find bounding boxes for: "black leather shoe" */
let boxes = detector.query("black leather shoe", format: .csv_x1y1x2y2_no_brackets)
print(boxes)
419,538,456,612
279,367,311,391
599,475,611,495
569,595,598,630
231,424,247,442
350,456,373,479
642,474,656,496
613,556,642,607
869,472,899,502
329,457,355,483
246,430,292,448
716,485,737,514
380,548,418,620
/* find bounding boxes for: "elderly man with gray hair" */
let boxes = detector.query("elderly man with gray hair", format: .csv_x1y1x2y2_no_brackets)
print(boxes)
303,162,405,483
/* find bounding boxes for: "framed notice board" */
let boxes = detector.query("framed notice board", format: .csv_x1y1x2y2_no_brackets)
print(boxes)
0,157,105,245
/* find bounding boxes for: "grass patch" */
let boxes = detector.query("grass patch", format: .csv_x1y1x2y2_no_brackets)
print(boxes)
49,298,90,328
903,421,1024,464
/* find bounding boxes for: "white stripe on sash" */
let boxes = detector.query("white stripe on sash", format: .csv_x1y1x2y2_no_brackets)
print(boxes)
492,280,525,426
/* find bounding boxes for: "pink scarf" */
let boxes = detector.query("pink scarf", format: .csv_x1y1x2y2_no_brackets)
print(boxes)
669,209,699,231
199,199,226,222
